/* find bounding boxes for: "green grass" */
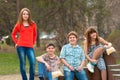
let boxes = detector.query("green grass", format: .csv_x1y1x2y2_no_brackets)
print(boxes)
0,53,20,75
0,39,120,75
0,50,45,75
0,39,59,75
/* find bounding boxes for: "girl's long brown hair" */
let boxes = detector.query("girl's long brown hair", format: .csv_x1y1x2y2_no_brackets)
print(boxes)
85,27,99,48
17,8,34,25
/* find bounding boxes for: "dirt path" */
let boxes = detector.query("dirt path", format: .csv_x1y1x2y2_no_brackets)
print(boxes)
0,74,39,80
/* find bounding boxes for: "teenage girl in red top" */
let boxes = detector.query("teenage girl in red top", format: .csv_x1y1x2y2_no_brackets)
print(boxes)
11,8,37,80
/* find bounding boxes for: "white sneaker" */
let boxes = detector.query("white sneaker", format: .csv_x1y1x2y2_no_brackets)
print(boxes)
87,62,94,73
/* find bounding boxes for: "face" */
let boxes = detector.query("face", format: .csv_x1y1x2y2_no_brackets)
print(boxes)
90,32,97,39
68,35,77,45
22,10,29,21
46,46,55,54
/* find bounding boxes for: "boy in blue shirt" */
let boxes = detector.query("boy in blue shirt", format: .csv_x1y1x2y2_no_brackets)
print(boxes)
60,31,88,80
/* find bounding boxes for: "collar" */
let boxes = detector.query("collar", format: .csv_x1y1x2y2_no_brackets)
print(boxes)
68,43,79,48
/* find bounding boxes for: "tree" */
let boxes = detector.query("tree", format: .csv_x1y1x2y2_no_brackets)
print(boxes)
0,0,119,49
0,0,17,45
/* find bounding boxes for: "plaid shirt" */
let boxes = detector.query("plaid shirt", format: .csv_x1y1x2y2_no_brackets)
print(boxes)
42,53,60,72
60,44,85,71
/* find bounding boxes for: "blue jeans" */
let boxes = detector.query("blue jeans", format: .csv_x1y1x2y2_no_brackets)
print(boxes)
64,69,88,80
16,46,36,80
38,62,52,80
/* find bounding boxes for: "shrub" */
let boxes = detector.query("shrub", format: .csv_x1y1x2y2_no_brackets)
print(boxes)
6,36,14,46
107,30,120,53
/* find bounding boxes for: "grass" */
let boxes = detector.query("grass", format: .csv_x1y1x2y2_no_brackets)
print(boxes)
0,51,46,75
0,43,46,75
0,53,19,75
0,40,120,75
0,39,59,75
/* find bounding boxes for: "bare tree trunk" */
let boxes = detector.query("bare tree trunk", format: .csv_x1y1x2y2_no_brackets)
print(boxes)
16,0,19,17
36,29,40,47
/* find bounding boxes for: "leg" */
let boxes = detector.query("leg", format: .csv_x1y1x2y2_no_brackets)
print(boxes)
46,71,52,80
64,70,74,80
16,46,27,80
38,62,46,80
97,58,107,80
92,47,104,60
26,48,36,80
75,69,88,80
38,62,52,80
87,46,105,73
38,62,45,77
101,70,107,80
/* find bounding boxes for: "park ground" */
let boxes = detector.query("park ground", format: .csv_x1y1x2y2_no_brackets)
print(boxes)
0,74,39,80
0,39,120,80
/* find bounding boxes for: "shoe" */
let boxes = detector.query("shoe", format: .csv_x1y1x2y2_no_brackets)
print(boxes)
87,62,94,73
39,77,44,80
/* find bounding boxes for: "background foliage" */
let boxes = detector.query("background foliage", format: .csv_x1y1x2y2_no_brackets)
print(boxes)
0,0,120,49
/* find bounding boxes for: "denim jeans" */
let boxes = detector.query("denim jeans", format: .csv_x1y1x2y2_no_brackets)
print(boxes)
64,69,88,80
38,62,58,80
16,46,36,80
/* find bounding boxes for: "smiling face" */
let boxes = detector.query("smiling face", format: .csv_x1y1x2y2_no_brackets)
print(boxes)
22,10,29,21
85,27,99,47
90,32,97,39
46,45,55,55
68,34,77,45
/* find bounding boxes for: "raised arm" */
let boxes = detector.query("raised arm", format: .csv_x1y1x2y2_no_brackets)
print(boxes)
99,37,112,48
36,55,51,71
83,40,92,61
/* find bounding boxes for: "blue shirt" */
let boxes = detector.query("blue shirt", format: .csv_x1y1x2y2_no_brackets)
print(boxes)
60,44,85,71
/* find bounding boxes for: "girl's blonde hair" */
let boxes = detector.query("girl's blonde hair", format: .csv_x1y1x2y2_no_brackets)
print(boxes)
67,31,78,39
17,8,34,25
85,27,99,48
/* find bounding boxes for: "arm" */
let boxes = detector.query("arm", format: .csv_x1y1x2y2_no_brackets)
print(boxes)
77,60,86,71
61,58,70,68
59,46,69,67
33,23,37,45
83,40,92,61
36,55,51,71
60,45,74,71
11,24,20,44
61,58,74,71
77,48,86,71
99,37,112,48
36,56,47,65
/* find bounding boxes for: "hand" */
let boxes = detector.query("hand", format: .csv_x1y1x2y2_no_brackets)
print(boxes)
68,65,74,71
104,45,110,49
77,66,82,71
45,63,51,71
90,59,98,64
56,60,61,64
15,44,17,48
104,43,112,49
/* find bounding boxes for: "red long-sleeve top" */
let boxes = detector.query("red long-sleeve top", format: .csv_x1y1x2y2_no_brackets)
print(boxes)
11,22,37,48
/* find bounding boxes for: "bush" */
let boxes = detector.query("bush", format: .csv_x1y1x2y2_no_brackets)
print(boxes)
107,30,120,53
6,36,14,46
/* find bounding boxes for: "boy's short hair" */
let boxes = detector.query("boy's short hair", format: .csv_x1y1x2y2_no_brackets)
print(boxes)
46,43,55,48
67,31,78,39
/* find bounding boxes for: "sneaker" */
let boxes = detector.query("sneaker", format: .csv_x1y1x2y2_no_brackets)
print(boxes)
39,77,44,80
87,62,94,73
